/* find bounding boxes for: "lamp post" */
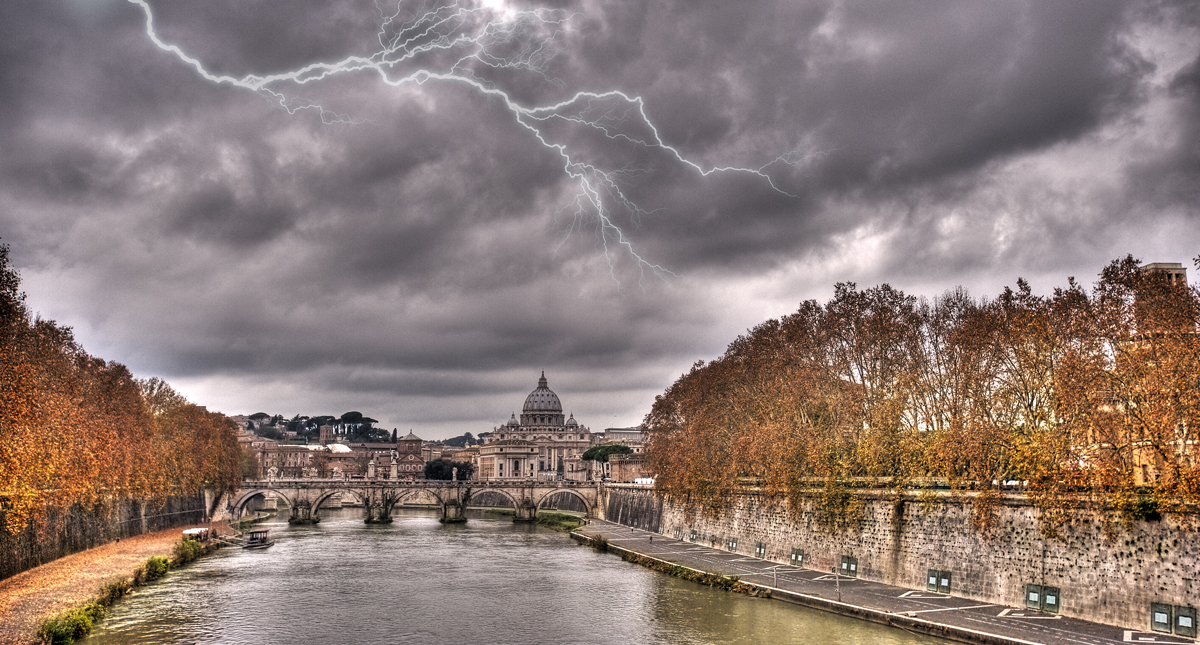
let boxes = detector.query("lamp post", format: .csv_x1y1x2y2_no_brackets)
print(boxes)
833,564,841,602
767,565,784,587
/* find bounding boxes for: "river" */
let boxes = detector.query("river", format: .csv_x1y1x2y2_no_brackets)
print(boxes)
83,508,949,645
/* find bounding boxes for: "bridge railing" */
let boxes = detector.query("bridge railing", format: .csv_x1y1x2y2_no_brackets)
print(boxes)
240,478,600,487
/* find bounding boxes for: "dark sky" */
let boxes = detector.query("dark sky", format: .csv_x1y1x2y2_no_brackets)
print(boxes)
2,0,1197,438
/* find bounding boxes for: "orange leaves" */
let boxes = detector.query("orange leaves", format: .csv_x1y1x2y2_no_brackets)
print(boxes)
646,256,1200,534
0,244,240,536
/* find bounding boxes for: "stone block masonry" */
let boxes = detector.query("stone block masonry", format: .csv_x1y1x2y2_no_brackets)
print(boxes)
601,484,1197,632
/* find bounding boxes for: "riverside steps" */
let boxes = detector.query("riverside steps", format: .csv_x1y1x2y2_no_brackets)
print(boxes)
573,519,1194,645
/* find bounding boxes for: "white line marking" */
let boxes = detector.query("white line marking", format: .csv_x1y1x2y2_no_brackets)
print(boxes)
894,604,998,615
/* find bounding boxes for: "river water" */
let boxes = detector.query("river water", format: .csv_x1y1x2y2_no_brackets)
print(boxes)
83,508,948,645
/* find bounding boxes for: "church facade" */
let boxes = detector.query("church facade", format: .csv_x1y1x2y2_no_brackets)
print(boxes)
479,373,600,481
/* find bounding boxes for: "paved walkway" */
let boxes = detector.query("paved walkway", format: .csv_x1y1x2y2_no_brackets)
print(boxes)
0,522,223,645
575,520,1193,645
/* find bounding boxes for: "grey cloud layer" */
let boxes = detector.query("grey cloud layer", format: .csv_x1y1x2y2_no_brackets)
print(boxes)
1,0,1196,435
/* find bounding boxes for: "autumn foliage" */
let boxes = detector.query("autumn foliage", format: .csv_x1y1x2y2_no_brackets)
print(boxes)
0,243,242,536
645,257,1200,535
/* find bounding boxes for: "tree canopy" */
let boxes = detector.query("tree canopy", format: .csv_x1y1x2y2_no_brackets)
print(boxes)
424,458,474,481
441,432,477,448
645,256,1200,536
582,443,634,462
0,242,242,535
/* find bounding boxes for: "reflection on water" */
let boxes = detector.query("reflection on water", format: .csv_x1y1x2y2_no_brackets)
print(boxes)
84,508,947,645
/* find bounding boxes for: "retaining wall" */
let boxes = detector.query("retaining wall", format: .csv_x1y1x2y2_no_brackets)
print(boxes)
601,484,1196,631
0,493,207,580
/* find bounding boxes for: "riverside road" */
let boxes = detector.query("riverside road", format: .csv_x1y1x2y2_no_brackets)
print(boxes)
575,520,1193,645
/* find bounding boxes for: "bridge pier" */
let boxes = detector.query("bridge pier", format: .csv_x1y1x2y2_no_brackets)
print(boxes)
440,500,466,524
231,480,601,528
514,498,537,523
289,500,319,524
365,500,393,524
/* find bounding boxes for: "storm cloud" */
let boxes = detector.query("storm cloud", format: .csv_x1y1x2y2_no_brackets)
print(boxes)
1,0,1197,437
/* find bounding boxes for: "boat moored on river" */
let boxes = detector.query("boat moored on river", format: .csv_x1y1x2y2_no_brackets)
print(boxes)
243,529,274,549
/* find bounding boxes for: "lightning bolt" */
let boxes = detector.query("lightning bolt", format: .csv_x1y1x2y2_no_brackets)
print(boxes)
127,0,814,288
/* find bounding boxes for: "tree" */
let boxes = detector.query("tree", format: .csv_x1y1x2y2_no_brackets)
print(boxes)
311,452,333,478
424,459,474,480
0,239,243,534
643,256,1200,536
240,446,260,480
138,377,188,416
582,443,633,462
0,241,24,327
442,432,476,447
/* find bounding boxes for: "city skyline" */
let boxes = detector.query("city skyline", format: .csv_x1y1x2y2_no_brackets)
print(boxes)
1,0,1197,438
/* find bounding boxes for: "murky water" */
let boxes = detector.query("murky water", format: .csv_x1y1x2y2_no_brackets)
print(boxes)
84,508,947,645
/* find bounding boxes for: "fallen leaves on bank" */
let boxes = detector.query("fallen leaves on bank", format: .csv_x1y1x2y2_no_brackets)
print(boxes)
0,525,217,645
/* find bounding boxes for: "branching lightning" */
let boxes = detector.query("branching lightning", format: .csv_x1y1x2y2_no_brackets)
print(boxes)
128,0,813,287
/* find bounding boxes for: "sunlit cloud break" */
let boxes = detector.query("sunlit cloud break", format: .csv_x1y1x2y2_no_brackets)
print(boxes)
127,0,807,286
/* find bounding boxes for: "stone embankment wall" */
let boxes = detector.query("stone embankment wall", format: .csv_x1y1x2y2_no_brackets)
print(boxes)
602,484,664,531
0,493,207,580
601,484,1195,631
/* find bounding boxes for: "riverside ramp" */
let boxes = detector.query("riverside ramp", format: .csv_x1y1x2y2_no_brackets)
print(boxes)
573,520,1192,645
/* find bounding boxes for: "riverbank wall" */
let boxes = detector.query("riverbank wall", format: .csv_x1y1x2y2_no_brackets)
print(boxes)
600,484,1196,632
0,493,207,581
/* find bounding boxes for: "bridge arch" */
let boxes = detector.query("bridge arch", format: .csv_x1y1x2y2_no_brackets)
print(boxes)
467,487,521,509
535,488,592,515
391,488,444,509
230,487,295,518
312,488,367,514
229,480,601,524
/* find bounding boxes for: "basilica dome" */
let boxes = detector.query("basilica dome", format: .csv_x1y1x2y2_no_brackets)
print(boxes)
523,372,562,413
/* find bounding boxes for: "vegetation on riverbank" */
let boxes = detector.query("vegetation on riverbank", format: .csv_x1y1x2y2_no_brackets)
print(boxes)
35,537,219,644
645,256,1200,536
536,512,584,532
0,242,245,540
479,509,584,532
585,534,768,598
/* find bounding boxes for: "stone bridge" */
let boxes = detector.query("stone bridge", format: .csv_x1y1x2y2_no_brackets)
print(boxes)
229,479,604,524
